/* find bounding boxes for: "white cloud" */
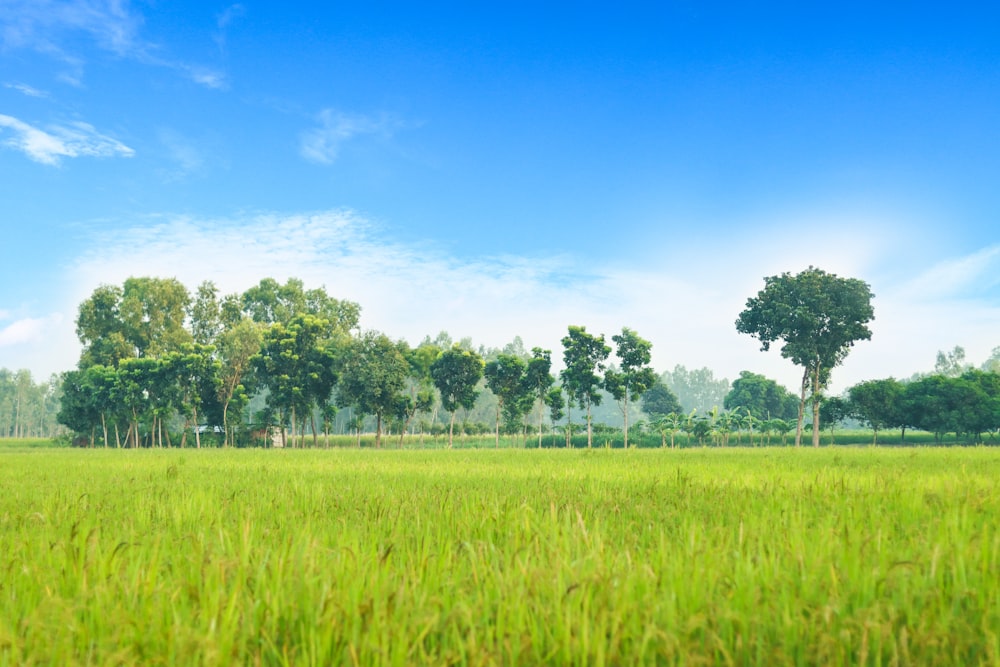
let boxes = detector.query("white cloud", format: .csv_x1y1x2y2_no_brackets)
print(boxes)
3,82,49,98
13,209,991,394
300,110,400,165
0,0,143,56
183,65,227,90
0,0,225,89
893,245,1000,302
0,314,62,347
0,113,134,165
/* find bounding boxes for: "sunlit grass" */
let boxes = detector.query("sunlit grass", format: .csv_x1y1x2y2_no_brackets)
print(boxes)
1,448,998,665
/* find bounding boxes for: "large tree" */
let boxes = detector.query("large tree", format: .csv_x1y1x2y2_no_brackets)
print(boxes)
604,327,657,448
524,348,556,448
430,345,484,448
396,341,439,447
337,331,409,449
736,267,874,447
847,378,905,445
560,326,611,448
484,353,529,448
254,314,338,447
76,277,192,366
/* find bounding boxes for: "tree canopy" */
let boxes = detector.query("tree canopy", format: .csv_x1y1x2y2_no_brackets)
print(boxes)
736,267,874,447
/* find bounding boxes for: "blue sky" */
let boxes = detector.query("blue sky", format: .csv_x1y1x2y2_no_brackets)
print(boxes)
1,1,999,393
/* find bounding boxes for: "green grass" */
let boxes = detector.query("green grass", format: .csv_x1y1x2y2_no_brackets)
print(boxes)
1,448,998,665
0,437,65,449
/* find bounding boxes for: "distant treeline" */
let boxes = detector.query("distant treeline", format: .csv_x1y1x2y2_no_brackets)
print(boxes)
0,369,63,438
4,276,999,447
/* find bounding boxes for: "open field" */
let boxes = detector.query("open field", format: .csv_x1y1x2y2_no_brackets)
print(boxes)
1,448,998,665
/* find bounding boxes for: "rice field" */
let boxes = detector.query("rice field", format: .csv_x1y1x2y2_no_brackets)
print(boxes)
1,446,998,665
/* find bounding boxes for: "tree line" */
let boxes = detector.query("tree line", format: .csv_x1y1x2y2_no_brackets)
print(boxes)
53,276,667,448
0,369,62,438
23,267,1000,447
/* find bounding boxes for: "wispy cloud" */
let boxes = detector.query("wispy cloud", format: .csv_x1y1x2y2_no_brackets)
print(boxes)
0,113,134,165
0,0,225,89
156,127,205,181
213,3,244,54
177,63,227,90
893,245,1000,302
300,110,401,165
3,82,49,98
0,0,143,56
0,314,62,347
30,209,999,392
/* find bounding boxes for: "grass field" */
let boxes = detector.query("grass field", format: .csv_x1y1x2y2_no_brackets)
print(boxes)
1,447,998,665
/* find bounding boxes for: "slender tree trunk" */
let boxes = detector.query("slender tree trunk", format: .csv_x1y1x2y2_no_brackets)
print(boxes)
376,413,382,449
311,411,319,448
623,394,630,448
812,365,821,448
537,400,544,449
222,398,231,447
101,413,109,449
565,406,572,448
586,399,593,448
193,406,201,449
795,368,809,447
494,404,500,448
448,411,456,448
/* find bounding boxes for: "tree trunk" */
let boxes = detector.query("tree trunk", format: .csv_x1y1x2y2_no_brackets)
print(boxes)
795,368,808,447
811,364,821,448
537,402,544,449
623,394,630,448
586,399,593,448
376,413,382,449
448,411,456,448
565,406,572,448
222,398,231,447
101,413,109,449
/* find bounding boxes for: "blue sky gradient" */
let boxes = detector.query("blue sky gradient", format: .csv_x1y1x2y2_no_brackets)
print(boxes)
2,1,998,392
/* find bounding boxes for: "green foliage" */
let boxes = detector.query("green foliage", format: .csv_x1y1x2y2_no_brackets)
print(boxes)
723,370,799,421
431,345,484,447
336,331,409,448
0,369,63,439
560,325,611,448
736,267,875,446
484,353,530,446
903,371,1000,443
640,381,682,422
76,277,193,366
847,378,905,444
604,327,656,448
